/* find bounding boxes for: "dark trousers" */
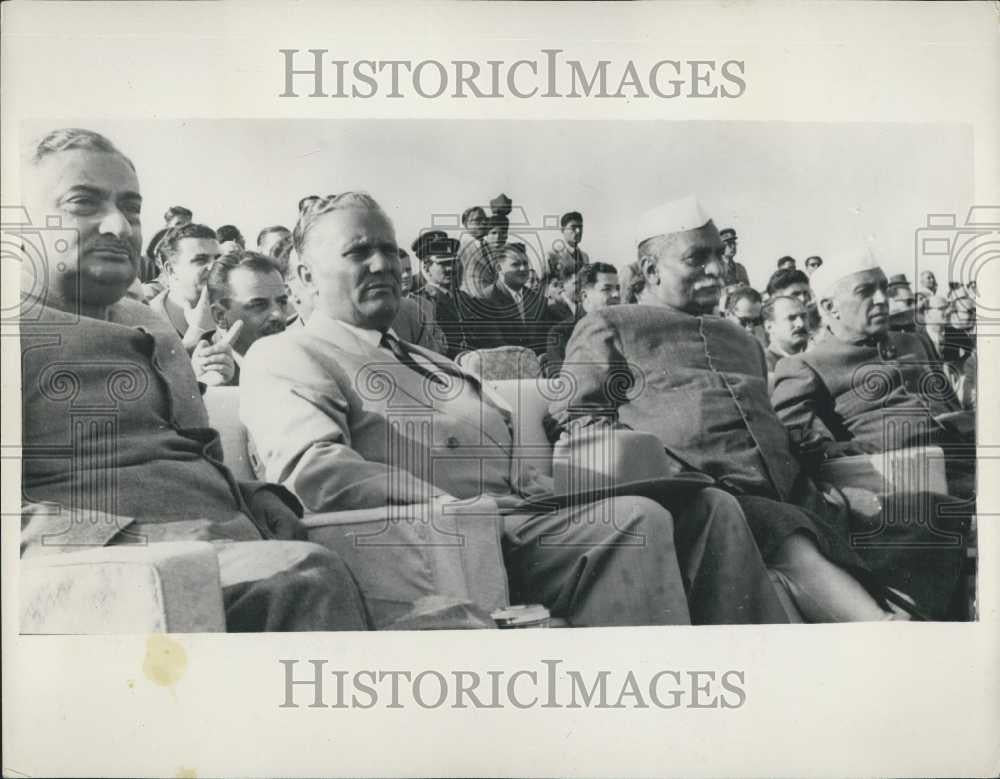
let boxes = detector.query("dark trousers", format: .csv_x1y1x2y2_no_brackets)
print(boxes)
215,540,371,632
502,488,789,626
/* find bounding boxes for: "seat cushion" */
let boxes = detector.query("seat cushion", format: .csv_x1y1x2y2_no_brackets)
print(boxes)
819,446,948,496
488,378,559,477
21,542,226,634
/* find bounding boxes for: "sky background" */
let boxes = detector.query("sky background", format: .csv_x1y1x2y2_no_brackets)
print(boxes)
24,119,973,288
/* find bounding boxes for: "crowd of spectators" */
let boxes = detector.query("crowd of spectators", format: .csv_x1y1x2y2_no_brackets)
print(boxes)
19,128,979,632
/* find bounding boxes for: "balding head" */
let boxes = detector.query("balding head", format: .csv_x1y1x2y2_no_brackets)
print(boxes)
293,192,401,331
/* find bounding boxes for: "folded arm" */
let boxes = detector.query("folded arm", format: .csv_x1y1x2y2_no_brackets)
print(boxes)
770,357,875,461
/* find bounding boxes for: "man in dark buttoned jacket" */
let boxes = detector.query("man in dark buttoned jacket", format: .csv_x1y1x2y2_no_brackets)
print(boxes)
475,243,559,355
770,258,973,499
548,195,952,621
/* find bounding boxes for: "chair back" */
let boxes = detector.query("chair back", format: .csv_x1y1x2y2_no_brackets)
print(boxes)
202,386,256,481
457,346,542,380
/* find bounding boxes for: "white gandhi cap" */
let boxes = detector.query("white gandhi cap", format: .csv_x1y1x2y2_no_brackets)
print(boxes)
635,195,714,247
809,246,882,302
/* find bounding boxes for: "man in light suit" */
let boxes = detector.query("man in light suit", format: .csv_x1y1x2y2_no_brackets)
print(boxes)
241,192,792,626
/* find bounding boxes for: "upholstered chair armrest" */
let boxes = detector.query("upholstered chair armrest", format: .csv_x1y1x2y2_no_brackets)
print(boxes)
818,446,948,496
20,542,226,634
487,378,563,477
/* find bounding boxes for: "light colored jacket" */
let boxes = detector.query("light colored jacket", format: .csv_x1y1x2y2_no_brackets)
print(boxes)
240,310,537,514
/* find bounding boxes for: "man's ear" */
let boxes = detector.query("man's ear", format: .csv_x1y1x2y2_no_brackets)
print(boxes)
819,297,837,319
296,261,313,289
209,301,228,328
161,258,174,279
639,256,658,283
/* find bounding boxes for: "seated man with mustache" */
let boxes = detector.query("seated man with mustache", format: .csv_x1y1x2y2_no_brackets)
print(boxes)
763,295,811,373
20,128,369,632
549,195,937,621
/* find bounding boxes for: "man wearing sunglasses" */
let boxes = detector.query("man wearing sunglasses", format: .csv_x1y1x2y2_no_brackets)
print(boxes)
724,285,764,340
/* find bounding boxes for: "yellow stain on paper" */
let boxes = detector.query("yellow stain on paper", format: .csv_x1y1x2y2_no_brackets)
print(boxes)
176,768,197,778
143,634,188,688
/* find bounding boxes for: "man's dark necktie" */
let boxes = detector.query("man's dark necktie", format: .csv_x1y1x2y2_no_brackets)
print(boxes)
380,332,446,386
381,331,516,450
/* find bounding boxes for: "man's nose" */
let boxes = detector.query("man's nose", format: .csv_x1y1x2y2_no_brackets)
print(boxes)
368,249,396,275
872,288,888,305
98,208,134,240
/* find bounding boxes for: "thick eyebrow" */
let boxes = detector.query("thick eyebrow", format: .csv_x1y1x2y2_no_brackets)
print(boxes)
60,184,106,200
342,237,396,256
61,184,142,203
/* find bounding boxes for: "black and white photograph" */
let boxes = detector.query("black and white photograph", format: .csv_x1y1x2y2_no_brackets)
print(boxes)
2,2,997,777
14,118,982,631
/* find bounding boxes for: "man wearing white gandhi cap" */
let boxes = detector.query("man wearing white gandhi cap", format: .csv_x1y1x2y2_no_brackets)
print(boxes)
550,194,925,621
771,250,974,491
769,248,974,616
631,194,727,314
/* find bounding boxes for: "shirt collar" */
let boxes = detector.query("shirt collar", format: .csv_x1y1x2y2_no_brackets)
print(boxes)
307,309,398,352
498,278,524,300
768,342,804,359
